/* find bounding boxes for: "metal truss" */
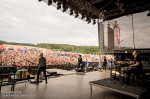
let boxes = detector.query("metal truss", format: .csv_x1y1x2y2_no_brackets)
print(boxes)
104,1,150,20
40,0,150,21
98,22,105,54
71,0,102,18
115,0,124,11
126,1,150,12
90,0,103,4
53,0,104,19
113,49,150,53
45,0,100,18
104,8,124,19
71,0,122,20
42,0,98,24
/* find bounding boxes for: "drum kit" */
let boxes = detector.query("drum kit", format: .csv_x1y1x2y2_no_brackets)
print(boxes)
110,64,132,85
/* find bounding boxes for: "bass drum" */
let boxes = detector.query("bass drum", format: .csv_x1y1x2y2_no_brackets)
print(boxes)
120,67,131,85
110,65,121,80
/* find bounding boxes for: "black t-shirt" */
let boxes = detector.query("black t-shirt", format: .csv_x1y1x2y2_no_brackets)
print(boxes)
78,58,82,64
103,59,107,66
134,56,142,70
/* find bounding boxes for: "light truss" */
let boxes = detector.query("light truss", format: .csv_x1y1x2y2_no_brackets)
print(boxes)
39,0,150,21
72,0,101,18
115,0,124,11
98,21,105,54
41,0,100,24
126,1,150,12
104,8,124,19
90,0,103,4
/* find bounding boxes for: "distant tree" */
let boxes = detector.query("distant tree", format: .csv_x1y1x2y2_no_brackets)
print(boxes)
1,40,134,54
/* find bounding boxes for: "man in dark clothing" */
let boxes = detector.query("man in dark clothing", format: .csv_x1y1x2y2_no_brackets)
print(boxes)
102,56,107,71
37,53,47,84
77,55,83,71
129,50,142,77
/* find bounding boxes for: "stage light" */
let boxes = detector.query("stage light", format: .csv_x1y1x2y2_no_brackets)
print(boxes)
86,17,88,21
57,2,61,10
86,17,91,23
87,19,91,24
147,11,150,16
69,9,73,15
62,5,68,12
75,12,79,18
93,19,96,25
38,0,42,2
86,17,89,22
81,14,85,19
103,18,106,22
48,0,52,6
53,0,56,3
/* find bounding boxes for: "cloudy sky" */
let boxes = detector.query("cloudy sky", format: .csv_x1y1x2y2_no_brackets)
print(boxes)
0,0,150,48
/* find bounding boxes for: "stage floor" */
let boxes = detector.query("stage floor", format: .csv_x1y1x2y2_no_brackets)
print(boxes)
0,69,148,99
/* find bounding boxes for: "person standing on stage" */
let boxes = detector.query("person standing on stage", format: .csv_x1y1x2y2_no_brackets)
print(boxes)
37,53,47,84
108,58,114,70
77,55,83,70
102,56,107,71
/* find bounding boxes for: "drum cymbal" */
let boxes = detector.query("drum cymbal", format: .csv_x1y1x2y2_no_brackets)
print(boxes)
124,67,130,69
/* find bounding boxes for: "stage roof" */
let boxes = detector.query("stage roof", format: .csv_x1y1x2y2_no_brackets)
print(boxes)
39,0,150,22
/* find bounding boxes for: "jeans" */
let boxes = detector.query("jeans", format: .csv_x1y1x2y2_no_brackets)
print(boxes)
37,67,47,83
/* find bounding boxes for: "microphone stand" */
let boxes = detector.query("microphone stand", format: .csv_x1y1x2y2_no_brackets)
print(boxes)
110,59,113,81
109,58,113,83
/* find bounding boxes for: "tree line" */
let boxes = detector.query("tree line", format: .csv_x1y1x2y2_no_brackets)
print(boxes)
36,43,99,54
0,40,133,54
0,40,99,54
0,40,36,47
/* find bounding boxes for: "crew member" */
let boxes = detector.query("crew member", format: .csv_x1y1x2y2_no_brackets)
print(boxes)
77,55,83,71
102,56,107,71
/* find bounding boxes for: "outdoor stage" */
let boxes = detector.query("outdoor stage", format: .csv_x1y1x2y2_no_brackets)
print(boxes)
89,78,150,99
0,69,148,99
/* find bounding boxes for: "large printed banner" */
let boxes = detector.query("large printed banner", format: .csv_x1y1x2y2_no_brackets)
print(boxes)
115,27,120,49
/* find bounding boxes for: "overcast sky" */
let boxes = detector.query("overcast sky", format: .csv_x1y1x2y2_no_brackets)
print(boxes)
0,0,150,48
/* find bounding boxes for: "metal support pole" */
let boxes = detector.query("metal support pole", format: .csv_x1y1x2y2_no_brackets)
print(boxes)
90,84,92,93
98,20,104,54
